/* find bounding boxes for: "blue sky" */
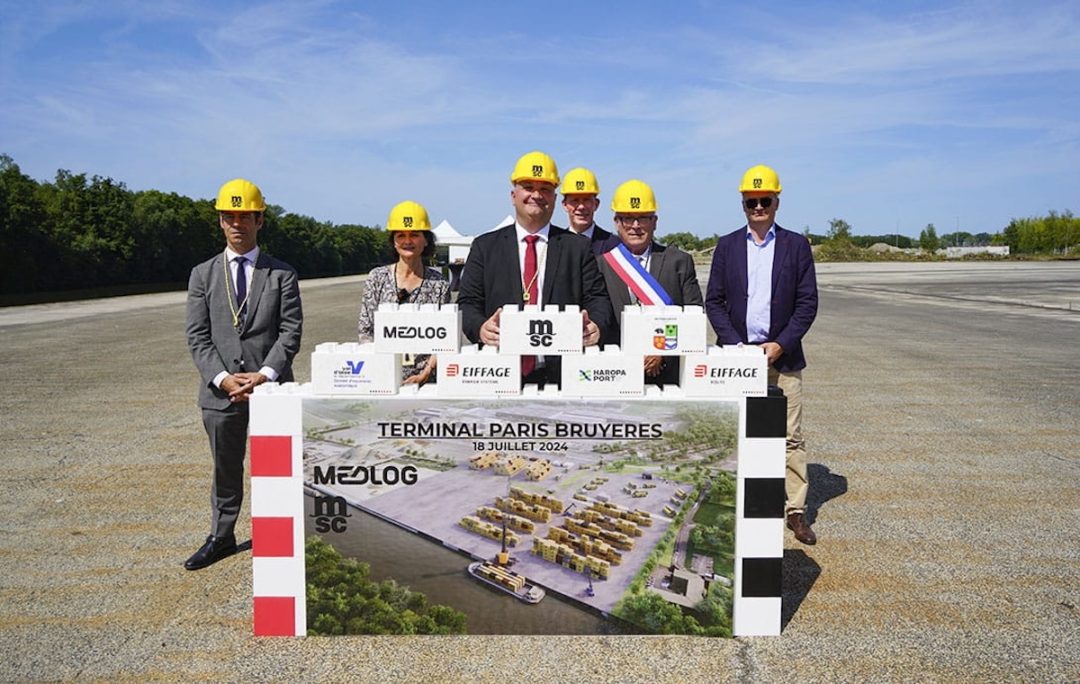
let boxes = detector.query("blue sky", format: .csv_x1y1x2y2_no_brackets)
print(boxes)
2,0,1078,238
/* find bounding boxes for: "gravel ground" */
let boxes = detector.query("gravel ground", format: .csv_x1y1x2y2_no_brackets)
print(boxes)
0,262,1077,683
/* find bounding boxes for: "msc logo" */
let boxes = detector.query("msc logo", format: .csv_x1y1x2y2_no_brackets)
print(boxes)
575,180,585,191
653,324,678,351
630,197,641,209
445,363,460,377
230,195,243,207
753,178,763,189
403,215,414,228
528,319,554,347
694,364,708,378
532,164,544,177
311,495,350,533
345,361,364,375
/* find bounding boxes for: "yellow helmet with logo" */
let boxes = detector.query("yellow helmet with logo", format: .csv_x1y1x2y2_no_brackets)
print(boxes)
510,151,559,186
386,200,432,232
611,179,657,213
560,167,600,195
739,165,782,194
215,178,266,212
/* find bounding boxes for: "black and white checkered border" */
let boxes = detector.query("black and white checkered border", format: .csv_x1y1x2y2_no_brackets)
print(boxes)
733,394,786,636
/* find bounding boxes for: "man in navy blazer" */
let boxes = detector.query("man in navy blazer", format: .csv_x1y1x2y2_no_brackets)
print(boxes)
560,166,614,256
705,165,819,544
458,151,614,386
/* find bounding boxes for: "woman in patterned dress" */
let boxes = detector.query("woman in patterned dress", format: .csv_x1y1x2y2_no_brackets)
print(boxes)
357,201,451,384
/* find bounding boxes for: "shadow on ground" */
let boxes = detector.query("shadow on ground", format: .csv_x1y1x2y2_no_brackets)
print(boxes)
781,464,847,630
806,463,848,525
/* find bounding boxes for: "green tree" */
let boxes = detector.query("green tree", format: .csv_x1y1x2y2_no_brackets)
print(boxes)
660,231,703,252
695,581,733,637
919,223,940,252
0,155,51,293
826,218,853,243
305,536,467,635
615,591,704,635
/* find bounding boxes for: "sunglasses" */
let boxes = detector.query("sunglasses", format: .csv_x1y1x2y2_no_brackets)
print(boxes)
744,197,774,210
397,288,411,304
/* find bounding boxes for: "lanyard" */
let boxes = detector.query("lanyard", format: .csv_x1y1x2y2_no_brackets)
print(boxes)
222,252,252,330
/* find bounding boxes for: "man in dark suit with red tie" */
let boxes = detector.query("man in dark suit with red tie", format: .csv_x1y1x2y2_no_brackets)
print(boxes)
458,151,614,386
705,165,820,545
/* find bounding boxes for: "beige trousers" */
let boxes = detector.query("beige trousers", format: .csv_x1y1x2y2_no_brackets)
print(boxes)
768,367,808,515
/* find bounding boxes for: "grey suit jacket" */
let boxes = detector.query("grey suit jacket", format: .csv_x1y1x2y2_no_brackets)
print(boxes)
186,251,303,410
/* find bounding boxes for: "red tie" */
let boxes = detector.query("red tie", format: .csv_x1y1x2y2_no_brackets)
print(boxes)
521,234,539,378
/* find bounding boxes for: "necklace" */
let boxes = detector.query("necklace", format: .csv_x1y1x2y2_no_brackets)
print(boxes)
394,261,426,304
223,252,252,330
521,241,547,303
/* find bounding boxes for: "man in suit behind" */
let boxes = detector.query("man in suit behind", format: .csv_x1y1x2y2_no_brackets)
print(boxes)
704,164,819,545
184,178,303,570
458,151,614,386
598,179,702,385
560,167,614,256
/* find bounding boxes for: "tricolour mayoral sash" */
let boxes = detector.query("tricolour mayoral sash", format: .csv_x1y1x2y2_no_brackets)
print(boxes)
602,242,673,305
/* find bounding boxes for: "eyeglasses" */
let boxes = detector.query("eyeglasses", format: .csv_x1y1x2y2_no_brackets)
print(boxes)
615,215,656,226
744,197,774,210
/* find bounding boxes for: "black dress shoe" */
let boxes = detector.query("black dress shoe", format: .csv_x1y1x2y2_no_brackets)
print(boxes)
184,534,237,570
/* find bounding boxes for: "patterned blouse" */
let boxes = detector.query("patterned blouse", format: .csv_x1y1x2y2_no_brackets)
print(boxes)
357,264,451,381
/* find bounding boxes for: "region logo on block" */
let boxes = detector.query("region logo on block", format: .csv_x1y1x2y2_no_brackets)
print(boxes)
334,360,365,378
654,324,678,351
446,363,460,377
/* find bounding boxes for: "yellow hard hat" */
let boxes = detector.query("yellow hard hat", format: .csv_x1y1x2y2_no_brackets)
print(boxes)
560,167,600,195
611,179,657,213
215,178,266,211
386,200,432,232
739,165,782,194
510,150,559,186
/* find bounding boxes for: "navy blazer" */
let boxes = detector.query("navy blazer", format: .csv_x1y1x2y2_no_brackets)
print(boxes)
704,224,817,372
458,224,615,346
588,224,615,256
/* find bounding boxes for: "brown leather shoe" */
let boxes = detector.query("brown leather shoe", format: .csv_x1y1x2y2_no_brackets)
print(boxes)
786,513,817,545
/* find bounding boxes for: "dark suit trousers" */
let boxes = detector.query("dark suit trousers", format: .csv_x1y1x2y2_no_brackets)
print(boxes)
202,403,249,539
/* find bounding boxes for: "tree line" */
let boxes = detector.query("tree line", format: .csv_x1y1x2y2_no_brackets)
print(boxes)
4,153,1076,297
0,154,387,296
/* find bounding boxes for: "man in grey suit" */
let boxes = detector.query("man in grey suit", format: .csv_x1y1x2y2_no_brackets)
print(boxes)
598,179,702,385
184,178,303,570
